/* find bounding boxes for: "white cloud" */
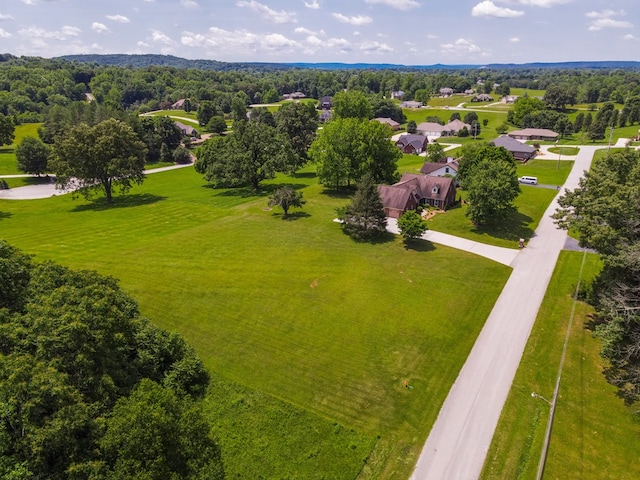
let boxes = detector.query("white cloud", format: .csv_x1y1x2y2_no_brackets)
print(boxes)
512,0,572,6
106,14,130,23
624,34,638,41
18,26,69,40
61,25,81,36
364,0,420,10
181,27,301,54
0,13,14,20
21,0,37,4
427,34,438,39
304,0,320,9
137,40,150,47
441,38,481,54
151,29,175,45
181,0,198,8
509,36,520,42
586,10,633,31
360,41,393,54
332,13,373,25
236,1,297,23
295,26,323,35
472,1,523,18
91,22,110,34
0,28,11,38
306,35,349,49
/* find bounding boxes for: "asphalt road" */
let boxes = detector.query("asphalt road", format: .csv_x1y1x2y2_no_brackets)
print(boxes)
410,146,599,480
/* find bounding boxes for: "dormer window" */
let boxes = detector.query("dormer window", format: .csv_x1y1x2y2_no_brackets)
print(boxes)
432,186,440,194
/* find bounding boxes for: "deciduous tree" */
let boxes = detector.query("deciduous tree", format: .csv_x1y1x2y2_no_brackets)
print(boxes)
51,118,147,204
397,210,428,244
268,186,305,216
0,113,15,146
275,101,318,169
16,136,50,175
332,90,373,119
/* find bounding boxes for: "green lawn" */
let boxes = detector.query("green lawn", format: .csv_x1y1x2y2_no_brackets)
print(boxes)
547,146,580,156
0,166,511,479
0,123,42,175
482,250,640,480
427,95,475,107
145,109,198,122
428,186,558,248
516,159,574,186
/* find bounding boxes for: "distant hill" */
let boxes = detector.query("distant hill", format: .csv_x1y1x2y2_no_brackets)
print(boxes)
56,54,640,71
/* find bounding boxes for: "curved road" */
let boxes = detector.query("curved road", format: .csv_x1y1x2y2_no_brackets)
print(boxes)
410,146,598,480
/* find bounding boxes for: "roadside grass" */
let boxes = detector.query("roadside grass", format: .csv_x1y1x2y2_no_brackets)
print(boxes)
547,146,580,156
516,159,574,186
0,165,511,479
510,88,546,97
592,147,626,167
0,123,42,175
427,186,558,248
427,95,474,107
144,109,199,122
482,250,640,480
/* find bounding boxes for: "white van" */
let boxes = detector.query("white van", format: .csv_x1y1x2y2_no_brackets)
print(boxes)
519,176,538,185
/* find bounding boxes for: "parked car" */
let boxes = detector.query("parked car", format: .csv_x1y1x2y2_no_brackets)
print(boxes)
519,176,538,185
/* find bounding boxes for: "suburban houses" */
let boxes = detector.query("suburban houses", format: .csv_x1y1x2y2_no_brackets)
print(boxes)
395,133,428,154
373,117,400,130
490,135,537,162
420,159,459,179
417,119,472,138
508,128,559,142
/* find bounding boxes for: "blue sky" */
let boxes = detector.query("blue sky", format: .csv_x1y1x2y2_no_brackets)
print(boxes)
0,0,638,64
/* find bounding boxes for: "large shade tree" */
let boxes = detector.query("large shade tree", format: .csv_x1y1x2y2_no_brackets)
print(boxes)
274,101,318,170
553,149,640,404
0,113,15,146
51,118,147,204
16,136,50,176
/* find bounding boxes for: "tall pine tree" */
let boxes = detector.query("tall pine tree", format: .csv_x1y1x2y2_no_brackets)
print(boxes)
341,173,387,240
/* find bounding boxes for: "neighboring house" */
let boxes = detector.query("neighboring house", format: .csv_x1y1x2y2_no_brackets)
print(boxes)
443,119,471,136
171,99,186,109
420,159,459,178
174,121,198,137
464,89,475,95
283,91,306,100
508,128,559,142
490,135,537,162
319,110,332,123
373,117,400,130
391,90,405,100
395,134,428,154
320,96,333,109
417,122,446,137
377,173,457,217
440,87,454,97
471,94,493,102
399,100,423,109
501,95,518,104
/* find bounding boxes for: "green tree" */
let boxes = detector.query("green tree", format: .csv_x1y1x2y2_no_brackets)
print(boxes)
0,113,15,146
249,107,276,127
207,115,227,135
154,116,183,151
543,84,576,110
274,101,318,170
268,186,305,216
332,90,373,119
427,142,446,163
507,96,545,127
308,117,400,189
371,97,406,123
16,136,50,175
553,149,640,403
397,210,428,244
341,173,387,240
172,145,192,164
449,112,461,121
407,120,417,134
463,112,478,125
98,379,224,480
197,100,220,127
465,149,520,225
51,118,147,204
195,119,293,190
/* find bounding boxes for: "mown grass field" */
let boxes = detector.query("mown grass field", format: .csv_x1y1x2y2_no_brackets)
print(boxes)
0,165,511,479
0,123,41,175
482,250,640,480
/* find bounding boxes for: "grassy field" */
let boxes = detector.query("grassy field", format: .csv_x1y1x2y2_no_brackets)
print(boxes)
547,146,580,156
0,165,511,479
145,109,199,123
0,123,41,175
516,159,574,186
482,250,640,480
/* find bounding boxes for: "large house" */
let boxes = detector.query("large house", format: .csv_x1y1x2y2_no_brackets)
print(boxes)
399,100,423,109
373,117,400,130
175,121,198,137
508,128,559,142
320,96,333,109
439,87,454,97
472,94,493,102
395,134,428,154
490,135,537,162
378,173,457,218
417,119,471,138
420,159,459,179
391,90,405,100
171,99,186,110
282,91,306,100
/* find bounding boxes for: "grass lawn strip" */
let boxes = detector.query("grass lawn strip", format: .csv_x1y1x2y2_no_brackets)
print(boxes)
481,250,640,480
516,159,574,186
0,166,511,479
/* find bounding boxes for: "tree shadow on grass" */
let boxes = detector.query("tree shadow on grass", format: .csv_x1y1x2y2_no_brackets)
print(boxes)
71,193,167,212
470,209,534,242
291,171,316,179
0,211,13,220
345,231,396,245
210,183,307,198
274,211,312,221
321,187,355,199
403,239,437,252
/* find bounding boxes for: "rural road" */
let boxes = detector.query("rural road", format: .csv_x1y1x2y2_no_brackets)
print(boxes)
409,145,599,480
